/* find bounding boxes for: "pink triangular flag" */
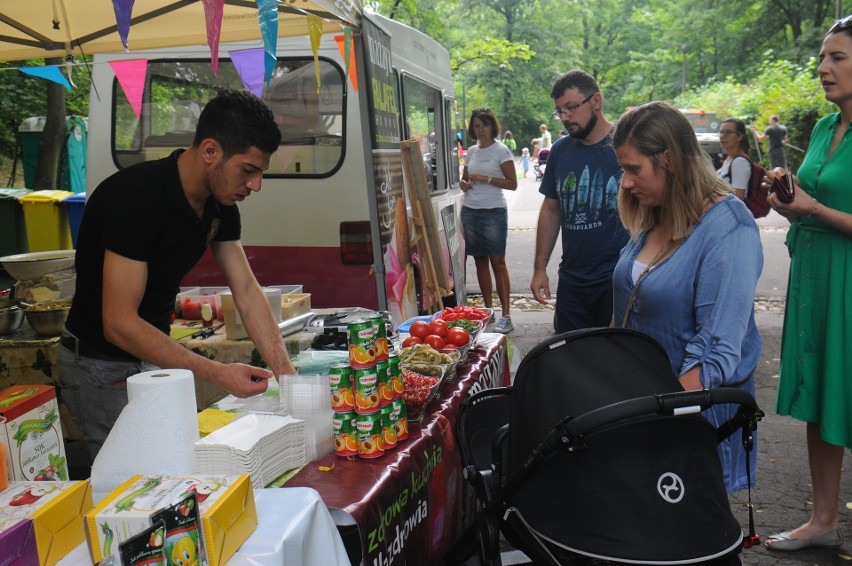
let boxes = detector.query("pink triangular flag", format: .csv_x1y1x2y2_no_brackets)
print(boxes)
202,0,224,75
229,48,265,96
109,60,148,119
20,66,72,90
111,0,136,51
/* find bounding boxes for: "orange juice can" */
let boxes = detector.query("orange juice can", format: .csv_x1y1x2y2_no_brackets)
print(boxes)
347,318,377,368
388,354,403,399
356,412,385,459
329,363,355,412
391,397,409,442
369,312,389,361
353,365,381,414
375,358,393,407
333,411,358,457
380,403,398,450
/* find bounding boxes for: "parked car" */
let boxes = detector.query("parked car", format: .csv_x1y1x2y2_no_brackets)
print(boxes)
680,109,724,169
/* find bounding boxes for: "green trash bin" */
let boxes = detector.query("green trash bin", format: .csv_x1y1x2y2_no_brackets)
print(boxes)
0,188,32,256
18,190,75,252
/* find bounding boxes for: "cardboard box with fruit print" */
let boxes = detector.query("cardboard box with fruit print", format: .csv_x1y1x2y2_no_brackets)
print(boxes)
0,480,93,565
86,474,256,566
0,385,67,482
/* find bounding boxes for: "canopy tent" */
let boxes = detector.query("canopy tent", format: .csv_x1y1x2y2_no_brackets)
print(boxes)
0,0,363,63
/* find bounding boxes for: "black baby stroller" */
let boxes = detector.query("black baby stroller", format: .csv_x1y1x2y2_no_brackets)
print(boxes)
534,148,550,181
446,327,763,566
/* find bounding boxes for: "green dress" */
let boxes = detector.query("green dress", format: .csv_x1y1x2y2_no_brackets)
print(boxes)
776,113,852,448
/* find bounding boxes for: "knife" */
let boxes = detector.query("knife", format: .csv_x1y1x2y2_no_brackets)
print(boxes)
192,323,224,339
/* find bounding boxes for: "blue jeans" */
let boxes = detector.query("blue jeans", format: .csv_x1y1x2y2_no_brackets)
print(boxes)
58,340,158,460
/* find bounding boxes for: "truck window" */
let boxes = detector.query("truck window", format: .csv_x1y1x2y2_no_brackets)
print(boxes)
445,98,460,187
401,74,447,193
112,57,345,177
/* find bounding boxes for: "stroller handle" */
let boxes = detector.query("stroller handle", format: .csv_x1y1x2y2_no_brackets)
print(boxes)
542,389,761,455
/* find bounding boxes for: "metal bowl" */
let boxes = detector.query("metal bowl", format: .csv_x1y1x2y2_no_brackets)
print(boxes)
0,306,24,335
23,301,71,336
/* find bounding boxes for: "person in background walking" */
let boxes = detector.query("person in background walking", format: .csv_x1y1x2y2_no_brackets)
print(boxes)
460,108,518,333
751,114,788,169
716,118,751,200
540,124,552,149
503,130,517,155
521,147,531,178
530,70,629,332
611,101,762,494
764,15,852,552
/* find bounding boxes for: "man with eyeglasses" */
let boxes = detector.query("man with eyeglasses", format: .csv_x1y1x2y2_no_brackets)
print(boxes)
530,70,629,333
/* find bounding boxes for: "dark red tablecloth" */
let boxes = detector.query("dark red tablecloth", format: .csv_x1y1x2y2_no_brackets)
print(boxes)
286,333,510,565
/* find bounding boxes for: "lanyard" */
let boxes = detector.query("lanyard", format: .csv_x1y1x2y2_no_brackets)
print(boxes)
620,239,676,328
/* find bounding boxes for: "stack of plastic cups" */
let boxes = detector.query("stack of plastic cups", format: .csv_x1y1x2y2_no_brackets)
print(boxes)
280,375,334,462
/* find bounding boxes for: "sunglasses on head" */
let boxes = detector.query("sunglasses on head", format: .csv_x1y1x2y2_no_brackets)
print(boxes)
829,14,852,34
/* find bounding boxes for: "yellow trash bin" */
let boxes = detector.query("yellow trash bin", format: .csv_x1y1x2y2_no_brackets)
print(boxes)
18,190,75,251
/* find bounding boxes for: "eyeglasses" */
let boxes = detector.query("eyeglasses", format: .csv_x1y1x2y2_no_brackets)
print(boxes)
718,130,739,136
472,108,491,116
828,14,852,34
551,94,594,119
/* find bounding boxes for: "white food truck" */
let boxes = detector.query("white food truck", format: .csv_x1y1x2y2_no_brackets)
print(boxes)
86,10,465,322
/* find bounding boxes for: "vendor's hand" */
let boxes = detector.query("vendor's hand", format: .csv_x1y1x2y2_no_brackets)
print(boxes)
530,270,552,305
459,179,473,192
216,363,272,398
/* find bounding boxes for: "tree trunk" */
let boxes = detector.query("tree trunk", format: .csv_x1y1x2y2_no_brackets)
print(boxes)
33,57,67,191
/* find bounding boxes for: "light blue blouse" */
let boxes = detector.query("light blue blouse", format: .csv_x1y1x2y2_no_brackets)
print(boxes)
612,194,763,493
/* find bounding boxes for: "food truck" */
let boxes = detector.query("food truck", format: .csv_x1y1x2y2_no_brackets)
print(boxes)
85,10,465,323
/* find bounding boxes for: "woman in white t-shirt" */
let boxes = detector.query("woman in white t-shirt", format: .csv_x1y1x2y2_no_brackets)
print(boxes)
460,108,518,333
716,117,751,200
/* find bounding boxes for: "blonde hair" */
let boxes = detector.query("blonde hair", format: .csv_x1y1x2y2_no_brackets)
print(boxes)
613,101,729,241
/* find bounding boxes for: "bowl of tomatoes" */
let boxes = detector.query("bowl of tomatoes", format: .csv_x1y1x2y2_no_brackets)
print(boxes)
402,318,474,357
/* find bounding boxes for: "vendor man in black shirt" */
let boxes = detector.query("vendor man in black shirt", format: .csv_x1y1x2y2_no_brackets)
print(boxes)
59,89,296,460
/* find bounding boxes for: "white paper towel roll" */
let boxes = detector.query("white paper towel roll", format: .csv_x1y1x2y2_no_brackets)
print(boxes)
91,369,199,501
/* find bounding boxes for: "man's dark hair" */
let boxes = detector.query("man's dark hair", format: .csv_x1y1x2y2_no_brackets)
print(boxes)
550,71,601,100
193,89,281,158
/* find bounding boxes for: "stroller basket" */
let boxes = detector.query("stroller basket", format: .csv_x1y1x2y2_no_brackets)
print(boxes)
448,328,762,566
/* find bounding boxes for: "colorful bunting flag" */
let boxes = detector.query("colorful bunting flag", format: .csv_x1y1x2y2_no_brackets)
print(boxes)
108,60,148,119
230,48,265,97
111,0,136,51
256,0,279,85
19,66,72,91
307,14,323,94
202,0,225,75
334,30,358,93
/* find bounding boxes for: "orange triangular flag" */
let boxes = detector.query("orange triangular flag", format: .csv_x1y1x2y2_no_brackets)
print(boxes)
333,33,358,93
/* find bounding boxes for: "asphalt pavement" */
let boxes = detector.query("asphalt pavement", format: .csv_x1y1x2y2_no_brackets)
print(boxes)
466,169,851,565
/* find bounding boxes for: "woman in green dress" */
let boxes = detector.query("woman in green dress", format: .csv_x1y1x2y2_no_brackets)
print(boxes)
764,15,852,552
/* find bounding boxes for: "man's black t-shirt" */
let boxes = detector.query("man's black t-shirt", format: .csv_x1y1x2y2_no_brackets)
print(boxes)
65,150,240,360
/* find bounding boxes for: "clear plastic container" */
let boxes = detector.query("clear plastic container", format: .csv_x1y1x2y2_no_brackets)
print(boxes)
220,288,282,340
176,286,228,320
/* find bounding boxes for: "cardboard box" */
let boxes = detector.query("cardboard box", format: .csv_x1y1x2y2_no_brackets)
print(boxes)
86,474,256,566
0,519,37,565
0,480,93,566
0,385,67,481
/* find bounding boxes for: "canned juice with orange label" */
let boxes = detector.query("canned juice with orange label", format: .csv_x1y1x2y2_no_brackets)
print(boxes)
333,411,358,457
348,318,377,368
380,403,398,450
356,412,385,459
329,363,355,411
391,396,409,441
375,358,393,406
388,354,403,399
353,366,381,413
369,312,389,361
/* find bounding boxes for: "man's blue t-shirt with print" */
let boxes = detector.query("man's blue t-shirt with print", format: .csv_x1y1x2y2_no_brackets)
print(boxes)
539,132,629,286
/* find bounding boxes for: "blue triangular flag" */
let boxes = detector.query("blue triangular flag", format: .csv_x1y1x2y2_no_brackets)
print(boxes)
20,66,73,90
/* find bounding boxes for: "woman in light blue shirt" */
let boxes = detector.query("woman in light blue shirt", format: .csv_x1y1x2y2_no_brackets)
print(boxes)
611,101,763,494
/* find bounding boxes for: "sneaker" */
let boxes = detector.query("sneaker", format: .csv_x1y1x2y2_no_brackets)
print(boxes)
494,315,514,334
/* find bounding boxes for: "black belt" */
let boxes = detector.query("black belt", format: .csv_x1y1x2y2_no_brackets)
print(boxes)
59,335,139,363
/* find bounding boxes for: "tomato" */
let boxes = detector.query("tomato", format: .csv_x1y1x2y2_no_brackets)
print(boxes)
447,327,470,347
424,335,446,350
440,344,459,354
410,321,431,340
402,336,423,348
428,319,449,338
